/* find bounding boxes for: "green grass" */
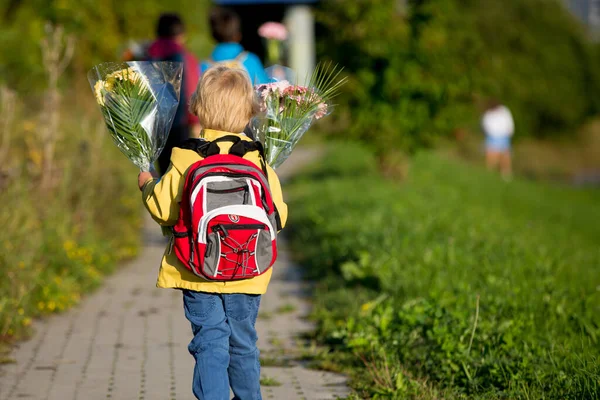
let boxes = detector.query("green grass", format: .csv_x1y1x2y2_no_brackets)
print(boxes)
260,376,282,387
276,303,298,314
287,142,600,399
260,355,291,367
258,311,274,320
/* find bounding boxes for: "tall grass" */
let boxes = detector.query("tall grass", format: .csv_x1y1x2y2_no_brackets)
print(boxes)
288,143,600,399
0,90,141,340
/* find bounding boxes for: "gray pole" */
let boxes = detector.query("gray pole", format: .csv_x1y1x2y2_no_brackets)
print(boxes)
284,5,316,84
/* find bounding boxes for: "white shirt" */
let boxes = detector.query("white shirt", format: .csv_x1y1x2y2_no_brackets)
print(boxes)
482,106,514,138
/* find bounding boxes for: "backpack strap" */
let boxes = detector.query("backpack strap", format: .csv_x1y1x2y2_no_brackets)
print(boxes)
179,136,265,171
235,51,249,63
205,52,247,68
177,138,210,153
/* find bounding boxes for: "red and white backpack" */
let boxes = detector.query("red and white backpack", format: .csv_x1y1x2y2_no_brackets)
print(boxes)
172,136,281,281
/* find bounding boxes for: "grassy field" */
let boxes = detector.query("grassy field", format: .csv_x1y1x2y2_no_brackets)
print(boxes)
287,143,600,399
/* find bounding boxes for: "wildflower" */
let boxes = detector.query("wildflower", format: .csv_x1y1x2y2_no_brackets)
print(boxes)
22,120,36,132
18,308,24,315
22,318,32,327
63,240,75,251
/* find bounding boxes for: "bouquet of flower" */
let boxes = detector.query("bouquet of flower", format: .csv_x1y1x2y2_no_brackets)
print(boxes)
251,63,347,169
88,61,182,171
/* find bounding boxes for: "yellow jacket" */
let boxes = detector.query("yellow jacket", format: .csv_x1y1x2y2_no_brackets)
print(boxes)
141,129,288,294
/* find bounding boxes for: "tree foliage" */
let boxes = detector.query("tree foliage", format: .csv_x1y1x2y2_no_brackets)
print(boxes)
316,0,600,152
0,0,213,92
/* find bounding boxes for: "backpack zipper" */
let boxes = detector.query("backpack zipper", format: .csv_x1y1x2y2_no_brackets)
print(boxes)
212,223,266,232
206,185,249,194
193,172,271,212
212,223,266,237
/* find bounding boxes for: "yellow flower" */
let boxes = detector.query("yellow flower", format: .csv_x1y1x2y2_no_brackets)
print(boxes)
22,318,32,327
63,240,75,252
22,120,36,132
107,67,139,83
18,308,24,315
18,261,25,269
37,301,45,310
105,68,149,94
47,301,56,311
94,80,106,106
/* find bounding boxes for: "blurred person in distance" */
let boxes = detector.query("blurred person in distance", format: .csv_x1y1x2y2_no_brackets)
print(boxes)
121,40,151,61
201,7,269,85
147,13,201,175
482,99,514,180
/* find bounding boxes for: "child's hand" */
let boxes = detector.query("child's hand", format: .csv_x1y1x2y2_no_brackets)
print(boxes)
138,171,155,190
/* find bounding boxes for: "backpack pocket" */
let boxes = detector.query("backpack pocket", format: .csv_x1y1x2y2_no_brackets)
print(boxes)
198,206,276,281
202,222,274,280
205,180,250,211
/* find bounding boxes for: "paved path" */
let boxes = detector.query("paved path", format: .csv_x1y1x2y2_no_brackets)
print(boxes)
0,149,348,400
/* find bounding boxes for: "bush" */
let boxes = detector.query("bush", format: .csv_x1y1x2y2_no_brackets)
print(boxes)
316,0,600,153
288,142,600,399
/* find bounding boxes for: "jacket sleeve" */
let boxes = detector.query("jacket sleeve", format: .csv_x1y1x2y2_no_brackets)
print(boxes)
266,165,288,230
141,164,184,226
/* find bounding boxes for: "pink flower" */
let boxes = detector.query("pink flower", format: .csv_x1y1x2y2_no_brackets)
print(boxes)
315,103,328,120
258,22,288,41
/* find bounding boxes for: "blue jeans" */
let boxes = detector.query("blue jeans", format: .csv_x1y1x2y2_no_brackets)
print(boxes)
182,290,262,400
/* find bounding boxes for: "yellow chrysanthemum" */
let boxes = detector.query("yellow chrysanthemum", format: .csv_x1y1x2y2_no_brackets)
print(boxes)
93,80,106,106
107,67,142,84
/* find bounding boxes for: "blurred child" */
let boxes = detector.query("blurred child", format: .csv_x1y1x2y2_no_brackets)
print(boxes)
147,13,201,174
201,7,269,84
482,100,514,179
137,66,287,400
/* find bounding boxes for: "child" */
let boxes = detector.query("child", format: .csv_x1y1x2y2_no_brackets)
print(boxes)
481,100,514,180
147,13,201,174
137,66,287,400
201,7,269,84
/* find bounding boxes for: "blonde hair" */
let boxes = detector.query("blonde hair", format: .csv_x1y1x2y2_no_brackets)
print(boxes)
189,65,258,134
